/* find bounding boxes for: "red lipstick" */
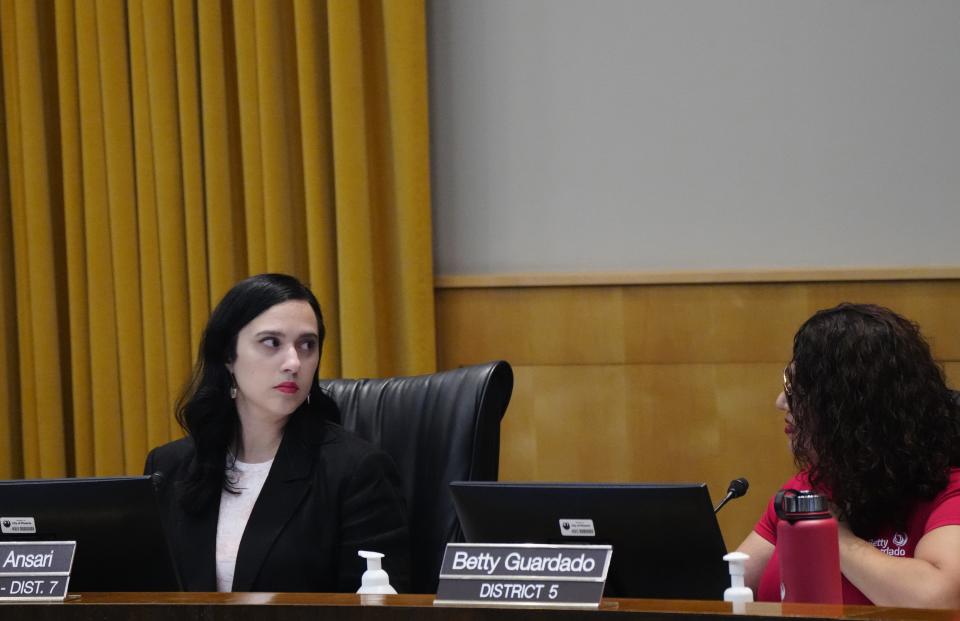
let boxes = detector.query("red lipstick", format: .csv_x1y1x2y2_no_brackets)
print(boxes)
274,382,299,394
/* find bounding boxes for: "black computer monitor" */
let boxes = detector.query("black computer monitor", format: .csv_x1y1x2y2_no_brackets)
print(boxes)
0,475,181,592
450,481,729,600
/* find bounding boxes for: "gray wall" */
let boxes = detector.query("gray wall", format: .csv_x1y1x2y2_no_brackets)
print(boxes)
428,0,960,276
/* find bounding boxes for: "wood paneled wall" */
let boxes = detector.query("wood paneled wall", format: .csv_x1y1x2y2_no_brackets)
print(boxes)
434,279,960,548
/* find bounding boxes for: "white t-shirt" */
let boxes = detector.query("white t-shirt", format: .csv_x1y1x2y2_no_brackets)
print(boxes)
215,457,273,592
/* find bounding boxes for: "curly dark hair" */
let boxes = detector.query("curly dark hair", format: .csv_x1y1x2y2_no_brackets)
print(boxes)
786,303,960,538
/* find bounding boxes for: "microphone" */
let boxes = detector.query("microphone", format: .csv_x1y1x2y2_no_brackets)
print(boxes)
150,471,166,493
714,477,749,514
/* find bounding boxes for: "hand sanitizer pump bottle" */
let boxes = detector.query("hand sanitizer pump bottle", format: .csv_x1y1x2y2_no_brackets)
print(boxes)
356,550,398,595
723,551,753,613
723,552,753,602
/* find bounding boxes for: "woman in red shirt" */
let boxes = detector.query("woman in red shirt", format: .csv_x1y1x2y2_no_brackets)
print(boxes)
737,303,960,607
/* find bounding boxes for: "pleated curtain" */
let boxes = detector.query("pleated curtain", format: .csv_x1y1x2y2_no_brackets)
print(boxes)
0,0,436,479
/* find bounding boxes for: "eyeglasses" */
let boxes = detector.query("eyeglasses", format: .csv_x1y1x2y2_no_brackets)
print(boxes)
782,365,794,410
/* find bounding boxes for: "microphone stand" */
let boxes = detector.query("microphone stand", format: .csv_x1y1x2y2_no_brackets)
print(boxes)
714,491,736,514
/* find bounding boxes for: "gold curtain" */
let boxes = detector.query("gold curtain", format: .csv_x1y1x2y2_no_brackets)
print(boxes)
0,0,436,480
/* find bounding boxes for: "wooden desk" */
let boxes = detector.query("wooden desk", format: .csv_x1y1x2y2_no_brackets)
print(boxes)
2,593,960,621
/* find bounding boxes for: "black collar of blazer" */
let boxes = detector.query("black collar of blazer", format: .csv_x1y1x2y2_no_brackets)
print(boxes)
177,410,327,591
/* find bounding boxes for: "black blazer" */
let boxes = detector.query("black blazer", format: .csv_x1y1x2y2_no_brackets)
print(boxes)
144,412,411,592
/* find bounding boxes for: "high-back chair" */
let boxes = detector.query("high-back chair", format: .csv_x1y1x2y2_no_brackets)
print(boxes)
318,360,513,594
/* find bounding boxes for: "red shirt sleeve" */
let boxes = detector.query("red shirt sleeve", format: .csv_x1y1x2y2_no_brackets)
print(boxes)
924,469,960,533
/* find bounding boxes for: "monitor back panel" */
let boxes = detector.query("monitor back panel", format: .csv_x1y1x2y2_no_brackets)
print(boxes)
0,476,181,591
451,482,729,600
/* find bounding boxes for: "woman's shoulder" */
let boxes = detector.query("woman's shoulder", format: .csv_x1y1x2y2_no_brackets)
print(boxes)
145,436,196,473
935,468,960,498
908,468,960,534
777,471,813,491
294,416,399,478
311,419,384,458
286,409,377,451
920,468,960,506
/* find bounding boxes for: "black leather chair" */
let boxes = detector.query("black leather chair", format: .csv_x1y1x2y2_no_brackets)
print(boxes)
318,360,513,594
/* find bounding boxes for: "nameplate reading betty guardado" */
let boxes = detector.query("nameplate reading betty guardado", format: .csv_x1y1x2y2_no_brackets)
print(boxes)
434,543,611,608
0,541,75,601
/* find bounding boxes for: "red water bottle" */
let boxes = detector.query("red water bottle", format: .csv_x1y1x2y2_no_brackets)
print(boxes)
774,489,843,604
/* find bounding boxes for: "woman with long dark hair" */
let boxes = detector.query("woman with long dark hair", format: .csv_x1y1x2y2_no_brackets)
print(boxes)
738,303,960,607
145,273,409,592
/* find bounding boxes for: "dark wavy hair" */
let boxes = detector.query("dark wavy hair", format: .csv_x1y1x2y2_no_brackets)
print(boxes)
175,273,337,514
786,303,960,537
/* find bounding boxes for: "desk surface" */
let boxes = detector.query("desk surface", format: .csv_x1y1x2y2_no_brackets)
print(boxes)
2,593,959,621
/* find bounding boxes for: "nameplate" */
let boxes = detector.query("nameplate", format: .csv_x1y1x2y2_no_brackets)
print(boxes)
434,543,611,608
0,541,75,601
